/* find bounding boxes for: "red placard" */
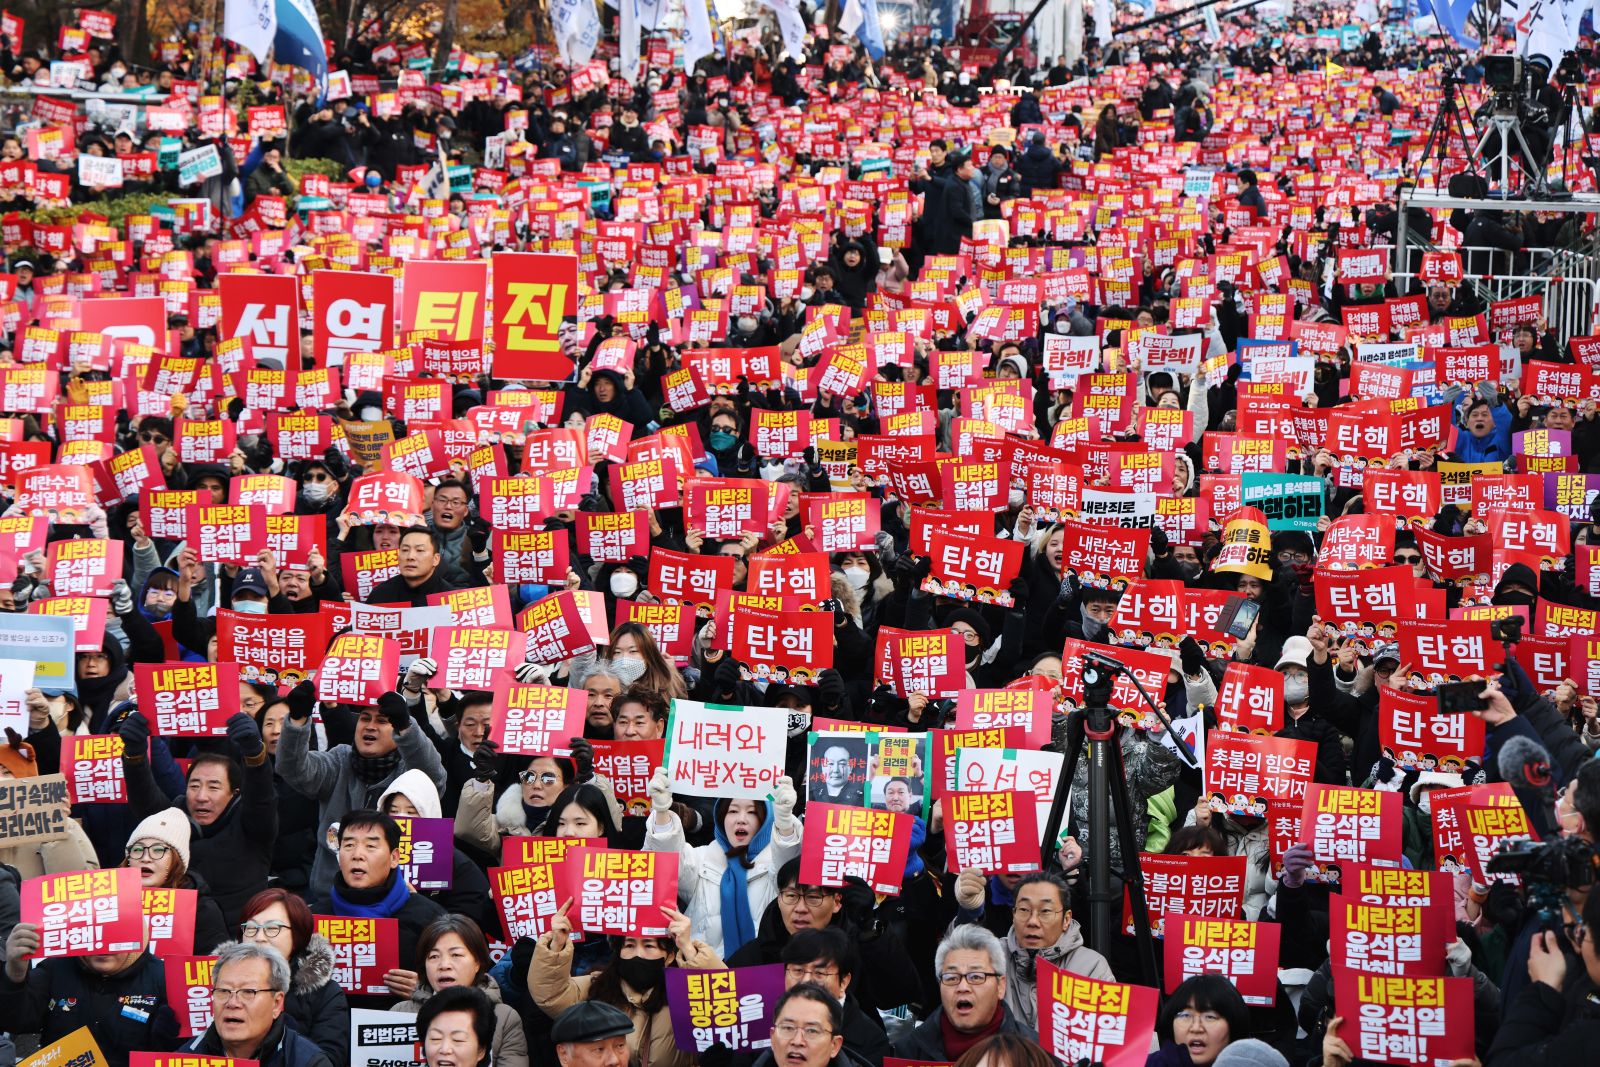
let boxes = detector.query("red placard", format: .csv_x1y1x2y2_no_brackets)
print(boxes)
133,662,239,737
591,738,666,816
943,791,1040,874
731,607,833,685
577,512,650,563
517,591,597,662
1463,802,1539,885
1204,729,1316,817
807,494,881,552
28,595,109,652
490,252,577,381
20,867,144,956
1316,514,1396,571
648,547,735,610
1301,783,1403,873
429,626,528,691
142,887,197,957
63,733,124,804
1058,519,1151,590
1123,853,1248,936
216,609,327,686
315,915,399,995
186,503,266,565
886,629,965,698
686,478,769,539
1214,662,1284,734
1036,962,1159,1067
1059,639,1174,728
1331,972,1475,1067
746,551,830,600
1379,686,1485,773
1430,783,1518,875
1162,915,1281,1005
563,847,679,936
166,956,217,1038
46,537,122,596
345,471,426,527
315,634,399,706
615,600,696,660
798,803,913,895
1330,898,1450,977
489,680,586,756
610,457,679,511
1395,619,1493,687
312,270,396,368
952,689,1052,747
429,585,515,629
921,529,1023,606
493,530,570,585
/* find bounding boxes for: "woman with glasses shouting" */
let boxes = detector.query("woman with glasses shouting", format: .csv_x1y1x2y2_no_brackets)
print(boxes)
122,809,229,959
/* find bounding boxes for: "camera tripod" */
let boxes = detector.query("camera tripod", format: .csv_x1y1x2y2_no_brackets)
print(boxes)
1038,651,1196,987
1414,69,1478,192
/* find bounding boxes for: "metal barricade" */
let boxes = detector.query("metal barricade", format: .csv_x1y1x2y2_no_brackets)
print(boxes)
1392,270,1599,342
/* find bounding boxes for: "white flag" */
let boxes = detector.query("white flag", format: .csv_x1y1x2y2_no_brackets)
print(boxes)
683,0,716,73
620,0,641,84
1093,0,1113,44
551,0,602,65
759,0,807,58
223,0,276,63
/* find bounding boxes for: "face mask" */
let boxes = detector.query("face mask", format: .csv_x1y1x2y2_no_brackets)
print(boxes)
301,479,333,503
1079,605,1105,642
800,286,815,301
1008,488,1026,509
1492,591,1535,607
709,429,738,451
1283,675,1309,704
842,565,871,590
759,461,786,481
1054,318,1072,333
1176,561,1202,581
1417,792,1433,816
616,954,666,990
609,571,640,598
737,316,759,334
612,656,648,685
234,599,268,615
358,406,384,422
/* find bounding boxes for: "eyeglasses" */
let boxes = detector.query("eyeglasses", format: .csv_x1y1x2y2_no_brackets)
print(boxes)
938,971,1001,987
1014,906,1062,922
778,889,833,907
1276,550,1311,563
211,987,274,1004
1174,1010,1225,1024
784,965,837,981
953,627,981,645
126,843,171,860
520,771,560,786
139,431,169,445
241,921,290,939
1393,554,1423,564
772,1023,835,1043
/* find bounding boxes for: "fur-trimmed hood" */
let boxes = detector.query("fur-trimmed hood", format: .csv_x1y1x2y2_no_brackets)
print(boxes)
293,934,337,994
494,775,624,837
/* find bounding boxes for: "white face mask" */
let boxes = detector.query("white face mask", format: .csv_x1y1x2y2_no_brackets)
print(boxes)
609,571,639,598
1008,488,1026,508
612,656,647,685
800,286,815,301
737,316,759,334
1283,674,1309,705
301,479,333,503
234,599,268,615
358,406,384,422
842,565,871,590
1417,792,1433,816
759,461,786,482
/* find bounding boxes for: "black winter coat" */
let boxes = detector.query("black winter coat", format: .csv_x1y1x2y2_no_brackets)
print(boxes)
282,934,351,1062
892,1004,1039,1061
0,952,179,1067
185,1012,336,1067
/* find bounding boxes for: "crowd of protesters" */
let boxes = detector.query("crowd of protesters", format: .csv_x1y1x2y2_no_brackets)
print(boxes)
1,5,1600,1067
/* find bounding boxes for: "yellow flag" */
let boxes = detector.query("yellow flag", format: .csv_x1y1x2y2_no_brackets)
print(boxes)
1325,60,1347,81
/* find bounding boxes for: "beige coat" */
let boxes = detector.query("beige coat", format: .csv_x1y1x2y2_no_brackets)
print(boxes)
529,933,724,1067
454,773,623,855
0,817,98,880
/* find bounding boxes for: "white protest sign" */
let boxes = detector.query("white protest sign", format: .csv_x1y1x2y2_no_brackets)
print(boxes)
177,144,222,187
664,699,789,799
349,603,453,669
955,746,1065,828
1043,334,1099,384
350,1009,425,1067
0,657,34,735
76,153,124,189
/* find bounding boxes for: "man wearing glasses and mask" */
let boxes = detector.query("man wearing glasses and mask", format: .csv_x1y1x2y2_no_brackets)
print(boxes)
892,925,1038,1061
180,940,334,1067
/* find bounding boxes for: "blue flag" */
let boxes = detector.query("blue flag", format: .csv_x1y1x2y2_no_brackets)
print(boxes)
274,0,329,95
841,0,886,61
1431,0,1479,47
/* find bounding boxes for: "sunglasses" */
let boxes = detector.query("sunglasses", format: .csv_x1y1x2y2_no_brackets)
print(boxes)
139,432,168,445
1393,554,1422,564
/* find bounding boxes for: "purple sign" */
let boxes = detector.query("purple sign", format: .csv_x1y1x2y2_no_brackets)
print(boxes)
1543,472,1600,522
665,964,786,1053
395,816,454,891
1515,429,1572,458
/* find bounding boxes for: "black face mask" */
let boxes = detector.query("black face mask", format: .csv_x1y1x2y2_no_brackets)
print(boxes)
1492,591,1535,607
616,954,666,991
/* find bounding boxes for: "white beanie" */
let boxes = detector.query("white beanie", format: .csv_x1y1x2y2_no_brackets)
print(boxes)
128,808,192,870
1410,771,1463,804
379,768,442,821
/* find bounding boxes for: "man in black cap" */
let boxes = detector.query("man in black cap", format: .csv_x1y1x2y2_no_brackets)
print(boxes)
552,1001,632,1067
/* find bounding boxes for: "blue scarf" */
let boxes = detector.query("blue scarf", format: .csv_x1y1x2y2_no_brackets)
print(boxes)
716,805,774,956
329,870,412,918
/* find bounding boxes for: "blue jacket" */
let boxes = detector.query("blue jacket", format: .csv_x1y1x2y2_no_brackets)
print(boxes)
1452,402,1513,464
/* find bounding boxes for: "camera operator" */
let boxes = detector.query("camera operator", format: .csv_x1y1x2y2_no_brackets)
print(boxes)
1486,884,1600,1065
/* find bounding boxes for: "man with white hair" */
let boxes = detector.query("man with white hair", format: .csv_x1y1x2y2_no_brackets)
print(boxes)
891,924,1039,1060
181,940,334,1067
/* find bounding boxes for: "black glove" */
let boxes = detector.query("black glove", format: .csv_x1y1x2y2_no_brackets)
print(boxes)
1178,637,1207,678
1149,525,1170,557
1007,576,1030,608
713,656,743,699
813,668,846,714
467,515,491,555
226,712,264,760
320,445,349,482
377,690,411,733
568,737,594,783
286,680,317,722
911,556,932,583
118,710,150,761
508,936,537,993
470,739,499,782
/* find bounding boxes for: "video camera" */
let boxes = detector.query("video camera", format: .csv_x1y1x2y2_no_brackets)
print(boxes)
1487,836,1600,923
